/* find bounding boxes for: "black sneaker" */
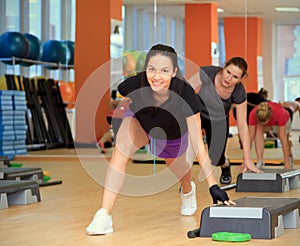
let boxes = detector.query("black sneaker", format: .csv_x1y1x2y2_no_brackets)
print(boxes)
220,161,232,184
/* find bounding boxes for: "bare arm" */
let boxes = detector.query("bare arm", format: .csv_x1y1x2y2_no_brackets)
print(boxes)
186,113,217,187
235,101,251,160
248,124,256,144
186,113,236,205
187,72,203,93
235,102,262,173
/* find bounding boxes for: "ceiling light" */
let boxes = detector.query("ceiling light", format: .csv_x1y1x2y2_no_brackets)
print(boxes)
275,7,300,12
217,8,224,13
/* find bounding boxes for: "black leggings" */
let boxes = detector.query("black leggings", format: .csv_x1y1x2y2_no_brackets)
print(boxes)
107,116,123,138
201,117,229,166
284,107,294,121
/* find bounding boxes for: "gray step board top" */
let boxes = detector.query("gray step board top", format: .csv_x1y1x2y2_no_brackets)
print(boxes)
0,180,39,194
209,197,300,218
241,168,300,180
0,167,43,180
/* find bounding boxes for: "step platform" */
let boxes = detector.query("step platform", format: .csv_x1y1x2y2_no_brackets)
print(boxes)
0,180,41,209
236,168,300,192
0,156,10,168
0,167,44,183
189,197,300,239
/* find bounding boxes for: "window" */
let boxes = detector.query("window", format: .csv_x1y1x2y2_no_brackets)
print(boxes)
0,0,76,80
276,25,300,101
28,0,42,78
6,0,19,31
171,18,176,47
1,0,21,76
29,0,41,37
49,0,61,39
123,4,185,64
160,16,165,44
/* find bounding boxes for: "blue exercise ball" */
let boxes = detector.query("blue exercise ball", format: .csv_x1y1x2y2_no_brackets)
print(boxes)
20,33,41,66
40,40,71,69
0,31,30,65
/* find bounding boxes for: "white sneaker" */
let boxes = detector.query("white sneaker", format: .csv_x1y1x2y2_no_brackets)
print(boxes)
86,208,113,235
180,181,197,216
256,160,265,169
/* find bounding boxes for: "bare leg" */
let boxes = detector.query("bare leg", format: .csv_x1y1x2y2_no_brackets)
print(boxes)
165,153,192,194
101,148,130,213
87,117,150,235
165,151,197,216
254,125,265,161
101,117,149,214
287,133,293,167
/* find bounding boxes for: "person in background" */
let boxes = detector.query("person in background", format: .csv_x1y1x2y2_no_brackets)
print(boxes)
279,98,300,161
233,87,269,123
280,98,300,122
190,57,261,185
96,93,130,153
87,44,236,236
232,87,269,148
257,87,269,100
248,101,293,169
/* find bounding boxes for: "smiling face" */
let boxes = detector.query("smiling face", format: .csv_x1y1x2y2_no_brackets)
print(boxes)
220,64,244,88
146,54,177,92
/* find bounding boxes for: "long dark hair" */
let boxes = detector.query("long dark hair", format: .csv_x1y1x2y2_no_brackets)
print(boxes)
224,57,248,78
139,44,185,105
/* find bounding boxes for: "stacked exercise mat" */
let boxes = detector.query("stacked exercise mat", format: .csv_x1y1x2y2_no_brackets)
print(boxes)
0,90,27,160
1,74,74,150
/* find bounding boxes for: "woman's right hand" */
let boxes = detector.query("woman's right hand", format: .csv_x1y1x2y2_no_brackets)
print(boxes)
241,159,263,173
209,184,236,206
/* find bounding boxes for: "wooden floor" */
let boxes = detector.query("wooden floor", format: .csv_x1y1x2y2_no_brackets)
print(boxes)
1,131,300,246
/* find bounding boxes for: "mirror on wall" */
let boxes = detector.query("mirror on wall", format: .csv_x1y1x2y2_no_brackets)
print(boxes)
121,0,300,129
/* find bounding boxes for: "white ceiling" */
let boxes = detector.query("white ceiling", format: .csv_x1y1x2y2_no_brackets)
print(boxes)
123,0,300,25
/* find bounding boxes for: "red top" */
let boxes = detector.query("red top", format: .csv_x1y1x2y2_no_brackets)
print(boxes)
249,101,289,126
